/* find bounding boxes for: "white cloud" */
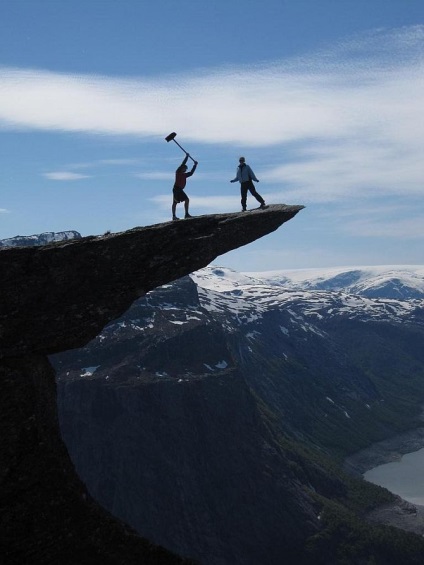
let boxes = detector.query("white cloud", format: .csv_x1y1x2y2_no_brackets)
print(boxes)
98,158,141,166
341,214,424,239
135,171,227,182
150,193,239,212
71,158,143,169
43,172,91,180
261,137,424,203
0,26,423,206
0,208,10,213
135,172,173,181
0,27,422,144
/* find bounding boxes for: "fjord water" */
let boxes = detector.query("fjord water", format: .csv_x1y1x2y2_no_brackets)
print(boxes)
364,447,424,505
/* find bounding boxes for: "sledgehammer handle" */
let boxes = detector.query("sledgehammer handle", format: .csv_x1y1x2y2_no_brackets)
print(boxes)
172,139,196,162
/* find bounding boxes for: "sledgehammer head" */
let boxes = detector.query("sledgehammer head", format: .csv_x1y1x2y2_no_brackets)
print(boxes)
165,132,177,142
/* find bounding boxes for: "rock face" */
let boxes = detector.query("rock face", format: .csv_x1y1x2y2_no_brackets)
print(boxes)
57,363,320,564
0,206,303,564
0,205,303,357
1,355,192,565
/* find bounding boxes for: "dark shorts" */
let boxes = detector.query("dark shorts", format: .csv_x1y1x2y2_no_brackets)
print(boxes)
173,186,189,203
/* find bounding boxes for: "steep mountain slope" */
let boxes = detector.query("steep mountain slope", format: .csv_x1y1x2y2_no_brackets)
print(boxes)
191,267,424,452
53,265,424,564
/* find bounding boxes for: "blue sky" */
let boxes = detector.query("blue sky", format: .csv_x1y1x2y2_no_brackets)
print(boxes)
1,0,423,271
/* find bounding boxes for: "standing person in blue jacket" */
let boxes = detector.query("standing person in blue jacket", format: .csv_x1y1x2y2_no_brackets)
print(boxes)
230,156,266,211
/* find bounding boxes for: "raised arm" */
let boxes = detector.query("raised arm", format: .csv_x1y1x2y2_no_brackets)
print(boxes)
179,154,189,169
185,160,198,178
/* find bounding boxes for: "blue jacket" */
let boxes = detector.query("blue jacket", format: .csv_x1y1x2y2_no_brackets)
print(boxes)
231,163,259,183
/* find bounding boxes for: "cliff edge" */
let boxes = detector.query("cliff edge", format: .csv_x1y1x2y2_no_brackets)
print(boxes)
0,205,303,357
0,205,303,564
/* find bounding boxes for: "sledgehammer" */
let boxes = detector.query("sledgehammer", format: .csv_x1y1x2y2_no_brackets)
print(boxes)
165,132,196,163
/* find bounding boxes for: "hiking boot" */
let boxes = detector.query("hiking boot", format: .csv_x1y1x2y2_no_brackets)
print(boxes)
172,215,179,221
260,203,266,209
242,208,247,212
185,213,192,219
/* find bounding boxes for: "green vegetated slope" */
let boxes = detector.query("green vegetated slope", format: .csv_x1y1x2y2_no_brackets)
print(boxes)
54,275,424,564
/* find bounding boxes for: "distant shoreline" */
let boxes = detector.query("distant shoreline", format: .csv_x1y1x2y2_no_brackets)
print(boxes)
344,426,424,535
343,426,424,476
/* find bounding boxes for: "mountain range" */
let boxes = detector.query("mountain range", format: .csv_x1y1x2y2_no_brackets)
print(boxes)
242,265,424,300
0,230,81,247
52,263,424,564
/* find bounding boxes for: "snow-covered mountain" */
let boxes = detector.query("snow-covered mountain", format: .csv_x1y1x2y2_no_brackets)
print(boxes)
191,264,424,325
241,264,424,300
0,230,81,248
53,263,424,565
55,263,424,435
54,262,424,460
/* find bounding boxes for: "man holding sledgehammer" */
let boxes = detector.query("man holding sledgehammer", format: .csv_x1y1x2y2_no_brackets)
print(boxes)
172,153,198,221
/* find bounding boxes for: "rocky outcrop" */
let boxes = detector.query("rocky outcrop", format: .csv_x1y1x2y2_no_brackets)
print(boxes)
0,206,302,564
0,205,303,357
1,355,193,565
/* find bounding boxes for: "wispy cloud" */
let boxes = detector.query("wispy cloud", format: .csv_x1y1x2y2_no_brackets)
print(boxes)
99,158,142,166
136,172,173,181
150,194,239,213
340,210,424,239
0,208,10,213
261,137,424,202
70,158,144,169
43,172,91,180
1,26,423,206
1,27,422,143
136,171,226,181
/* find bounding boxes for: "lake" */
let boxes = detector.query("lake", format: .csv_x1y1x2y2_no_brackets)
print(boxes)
364,447,424,505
